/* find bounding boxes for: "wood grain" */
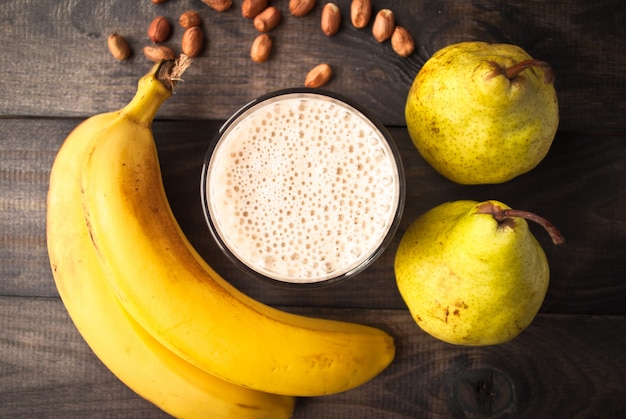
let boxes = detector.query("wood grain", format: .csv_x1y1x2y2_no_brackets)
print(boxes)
2,297,625,418
1,0,625,131
2,0,626,417
163,124,626,315
1,119,625,313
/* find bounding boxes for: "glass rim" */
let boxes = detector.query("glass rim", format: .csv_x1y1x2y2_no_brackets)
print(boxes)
200,88,406,289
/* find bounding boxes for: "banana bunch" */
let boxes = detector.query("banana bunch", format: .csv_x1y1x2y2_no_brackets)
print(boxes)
48,59,295,418
47,59,395,417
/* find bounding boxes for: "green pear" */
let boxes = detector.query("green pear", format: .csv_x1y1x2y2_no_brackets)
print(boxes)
394,200,564,345
405,41,559,184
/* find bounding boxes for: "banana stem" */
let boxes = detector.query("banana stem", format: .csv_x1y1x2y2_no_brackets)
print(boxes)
158,54,193,92
121,55,193,127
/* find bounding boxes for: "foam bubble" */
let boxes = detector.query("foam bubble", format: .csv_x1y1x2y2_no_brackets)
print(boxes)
207,94,400,283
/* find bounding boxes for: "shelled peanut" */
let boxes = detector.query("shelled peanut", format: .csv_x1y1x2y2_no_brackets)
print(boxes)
290,0,316,17
372,9,394,42
180,11,202,29
242,0,268,19
148,16,171,43
321,3,341,37
254,7,281,32
105,0,417,88
107,33,131,61
391,26,415,57
182,27,203,57
251,34,273,62
202,0,232,12
305,63,333,88
143,45,175,62
350,0,371,29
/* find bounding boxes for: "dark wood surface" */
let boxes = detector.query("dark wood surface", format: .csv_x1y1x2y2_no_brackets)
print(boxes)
1,1,625,417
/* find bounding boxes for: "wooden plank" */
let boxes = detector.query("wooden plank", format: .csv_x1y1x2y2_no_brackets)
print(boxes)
0,296,169,418
2,118,625,313
161,121,626,315
1,1,625,417
0,0,624,131
1,296,625,418
0,119,62,297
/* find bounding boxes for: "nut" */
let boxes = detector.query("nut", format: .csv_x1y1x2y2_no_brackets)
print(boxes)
350,0,371,29
148,16,171,43
289,0,316,17
321,3,341,37
107,33,131,61
372,9,394,42
143,45,175,62
391,26,415,57
253,7,282,32
304,63,332,88
201,0,232,12
242,0,267,19
250,33,273,62
179,11,201,29
182,27,203,57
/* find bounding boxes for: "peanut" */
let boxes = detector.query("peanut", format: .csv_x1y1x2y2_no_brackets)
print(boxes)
107,33,131,61
254,7,282,32
179,11,201,29
304,63,333,88
350,0,371,29
289,0,316,17
182,27,203,57
391,26,414,57
321,3,341,37
242,0,267,19
372,9,394,42
201,0,232,12
143,45,175,62
148,16,171,44
250,33,273,62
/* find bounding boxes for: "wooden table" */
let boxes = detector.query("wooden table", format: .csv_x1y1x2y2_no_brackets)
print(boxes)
2,1,625,417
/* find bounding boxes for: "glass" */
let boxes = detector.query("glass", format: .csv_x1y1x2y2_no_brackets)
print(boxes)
201,88,405,288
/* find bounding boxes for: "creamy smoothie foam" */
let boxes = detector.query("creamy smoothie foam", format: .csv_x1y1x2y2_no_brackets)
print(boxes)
204,91,403,285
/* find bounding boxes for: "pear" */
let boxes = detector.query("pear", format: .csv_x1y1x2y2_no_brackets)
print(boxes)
405,41,559,184
394,200,564,346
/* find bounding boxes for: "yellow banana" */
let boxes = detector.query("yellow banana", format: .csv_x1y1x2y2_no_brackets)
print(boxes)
47,60,296,418
78,64,396,396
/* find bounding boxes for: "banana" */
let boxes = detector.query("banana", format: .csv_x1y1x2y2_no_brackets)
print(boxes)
78,65,396,395
47,60,296,418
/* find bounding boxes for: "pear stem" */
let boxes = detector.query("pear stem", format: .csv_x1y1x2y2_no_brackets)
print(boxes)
504,59,555,84
477,203,565,245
